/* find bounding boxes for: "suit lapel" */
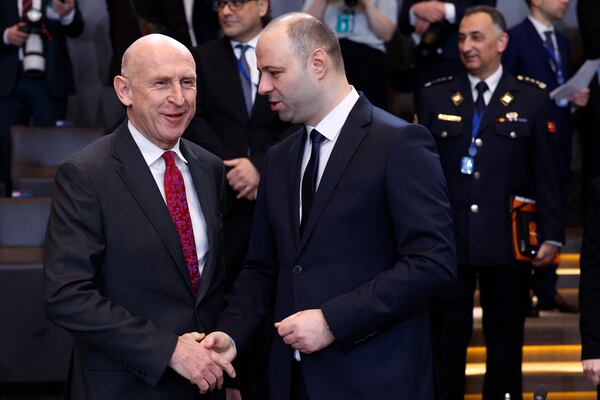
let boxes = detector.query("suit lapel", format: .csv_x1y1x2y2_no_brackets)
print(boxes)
298,97,369,253
111,123,194,293
478,72,516,133
217,38,249,119
180,141,218,304
523,19,559,83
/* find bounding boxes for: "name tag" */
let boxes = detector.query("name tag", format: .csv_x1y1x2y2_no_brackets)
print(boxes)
437,114,462,122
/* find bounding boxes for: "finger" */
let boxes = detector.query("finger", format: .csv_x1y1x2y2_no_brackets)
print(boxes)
214,355,236,378
223,158,241,167
197,378,209,394
282,333,297,345
189,332,206,341
277,322,294,336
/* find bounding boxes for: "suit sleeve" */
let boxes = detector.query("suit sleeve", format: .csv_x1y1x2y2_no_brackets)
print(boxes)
580,178,600,360
502,31,521,75
321,124,457,348
44,160,178,387
532,98,565,243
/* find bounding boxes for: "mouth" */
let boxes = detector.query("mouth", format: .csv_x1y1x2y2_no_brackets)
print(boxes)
163,112,186,124
269,101,281,111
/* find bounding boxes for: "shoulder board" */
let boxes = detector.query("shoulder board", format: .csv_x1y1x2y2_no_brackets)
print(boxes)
423,75,454,88
516,75,547,90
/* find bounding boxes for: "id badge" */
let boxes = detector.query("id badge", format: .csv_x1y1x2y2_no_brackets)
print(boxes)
336,11,354,33
460,156,475,175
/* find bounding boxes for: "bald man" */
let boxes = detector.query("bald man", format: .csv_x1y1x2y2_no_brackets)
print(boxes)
204,13,455,400
44,34,235,400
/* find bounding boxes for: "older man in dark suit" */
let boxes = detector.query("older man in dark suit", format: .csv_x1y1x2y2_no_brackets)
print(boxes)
44,34,235,399
202,12,456,400
0,0,84,195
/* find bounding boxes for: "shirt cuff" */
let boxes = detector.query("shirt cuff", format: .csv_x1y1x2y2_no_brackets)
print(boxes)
3,28,9,46
543,240,563,248
409,6,417,27
46,6,75,25
444,3,456,24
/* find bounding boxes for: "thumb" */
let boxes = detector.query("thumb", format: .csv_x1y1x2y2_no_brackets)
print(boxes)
223,158,241,167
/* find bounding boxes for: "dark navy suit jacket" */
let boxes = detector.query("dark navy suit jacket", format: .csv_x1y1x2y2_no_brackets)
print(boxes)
0,0,84,98
217,96,457,400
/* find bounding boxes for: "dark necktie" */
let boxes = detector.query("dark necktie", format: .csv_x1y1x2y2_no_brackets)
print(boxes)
162,151,201,294
22,0,32,17
300,129,326,235
543,30,557,62
235,44,253,115
475,81,488,115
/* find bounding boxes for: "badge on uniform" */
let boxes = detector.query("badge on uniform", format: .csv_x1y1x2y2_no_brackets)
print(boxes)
460,156,475,175
547,121,557,133
437,113,462,122
451,92,463,106
500,92,514,106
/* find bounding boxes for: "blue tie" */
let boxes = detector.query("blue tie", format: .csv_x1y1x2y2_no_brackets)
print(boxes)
235,44,253,115
300,129,326,235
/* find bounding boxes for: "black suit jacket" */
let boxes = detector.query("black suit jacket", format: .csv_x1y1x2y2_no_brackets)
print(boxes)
217,96,457,400
44,122,226,399
580,176,600,360
417,72,564,266
400,0,496,84
0,0,84,97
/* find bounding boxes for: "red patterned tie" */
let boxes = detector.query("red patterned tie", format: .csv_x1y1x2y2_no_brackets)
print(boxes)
22,0,32,17
162,151,201,294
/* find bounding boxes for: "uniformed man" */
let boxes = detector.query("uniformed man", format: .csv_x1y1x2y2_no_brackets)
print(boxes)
417,6,564,400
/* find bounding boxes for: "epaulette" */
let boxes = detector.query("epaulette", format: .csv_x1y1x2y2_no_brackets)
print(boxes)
423,75,454,88
516,75,547,90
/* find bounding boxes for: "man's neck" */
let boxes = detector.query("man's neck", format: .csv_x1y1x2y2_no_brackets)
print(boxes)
530,10,556,28
471,62,501,82
306,82,352,127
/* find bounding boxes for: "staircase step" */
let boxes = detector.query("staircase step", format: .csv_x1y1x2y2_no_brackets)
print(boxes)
464,392,596,400
465,369,595,394
467,345,581,363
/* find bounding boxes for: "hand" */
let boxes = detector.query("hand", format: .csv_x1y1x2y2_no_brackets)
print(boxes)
571,88,590,108
275,309,335,354
583,359,600,386
414,18,431,35
52,0,75,17
5,23,28,47
169,332,234,394
226,388,243,400
411,1,446,24
531,243,559,268
202,331,238,365
223,158,259,200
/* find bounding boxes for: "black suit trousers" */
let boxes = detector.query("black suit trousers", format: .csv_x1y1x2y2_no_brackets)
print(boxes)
431,263,531,400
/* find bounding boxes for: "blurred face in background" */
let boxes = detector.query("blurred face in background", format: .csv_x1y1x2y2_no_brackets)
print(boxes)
217,0,269,42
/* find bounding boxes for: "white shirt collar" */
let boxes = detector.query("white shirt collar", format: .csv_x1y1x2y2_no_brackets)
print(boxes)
528,15,555,38
230,33,261,50
128,121,188,167
305,86,360,142
468,64,503,98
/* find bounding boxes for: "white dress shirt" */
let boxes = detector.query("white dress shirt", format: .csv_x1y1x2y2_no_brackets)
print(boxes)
467,64,503,106
231,33,261,103
129,121,209,275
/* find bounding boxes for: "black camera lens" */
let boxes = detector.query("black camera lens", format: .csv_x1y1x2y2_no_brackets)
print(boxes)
344,0,359,7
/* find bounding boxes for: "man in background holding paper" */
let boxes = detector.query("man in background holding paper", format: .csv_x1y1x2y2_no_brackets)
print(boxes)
503,0,588,315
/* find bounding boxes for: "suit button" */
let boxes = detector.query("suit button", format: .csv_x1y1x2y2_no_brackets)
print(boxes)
293,265,303,274
470,204,479,213
440,131,448,138
510,131,517,139
473,171,480,180
475,138,483,147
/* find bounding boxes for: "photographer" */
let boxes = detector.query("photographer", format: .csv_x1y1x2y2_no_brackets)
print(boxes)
304,0,396,109
0,0,84,196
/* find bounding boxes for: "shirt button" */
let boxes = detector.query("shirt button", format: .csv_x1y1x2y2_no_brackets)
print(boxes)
441,131,448,138
475,138,483,147
293,265,303,274
473,171,481,180
470,204,479,213
510,131,517,139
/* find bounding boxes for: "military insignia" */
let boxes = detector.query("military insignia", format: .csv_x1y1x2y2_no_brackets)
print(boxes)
423,75,454,88
500,92,514,106
437,113,462,122
451,92,463,106
506,112,518,121
497,117,507,123
516,75,547,90
547,121,557,133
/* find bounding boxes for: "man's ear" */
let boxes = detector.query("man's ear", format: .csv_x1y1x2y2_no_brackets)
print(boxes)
114,75,133,107
310,48,328,80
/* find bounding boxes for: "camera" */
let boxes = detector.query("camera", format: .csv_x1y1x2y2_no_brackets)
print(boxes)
19,7,46,77
344,0,359,8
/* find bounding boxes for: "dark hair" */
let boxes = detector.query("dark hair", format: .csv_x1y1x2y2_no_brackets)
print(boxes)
275,14,344,71
464,5,508,33
261,0,272,27
524,0,531,8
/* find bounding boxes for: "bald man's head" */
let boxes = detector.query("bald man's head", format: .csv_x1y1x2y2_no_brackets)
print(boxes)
113,34,197,149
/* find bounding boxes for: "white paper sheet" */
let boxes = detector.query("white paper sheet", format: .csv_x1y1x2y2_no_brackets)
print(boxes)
550,58,600,101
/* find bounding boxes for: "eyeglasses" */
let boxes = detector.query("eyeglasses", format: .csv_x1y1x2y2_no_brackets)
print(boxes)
212,0,257,11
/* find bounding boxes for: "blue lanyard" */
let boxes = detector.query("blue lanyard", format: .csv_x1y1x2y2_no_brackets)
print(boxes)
543,39,565,85
469,109,484,157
